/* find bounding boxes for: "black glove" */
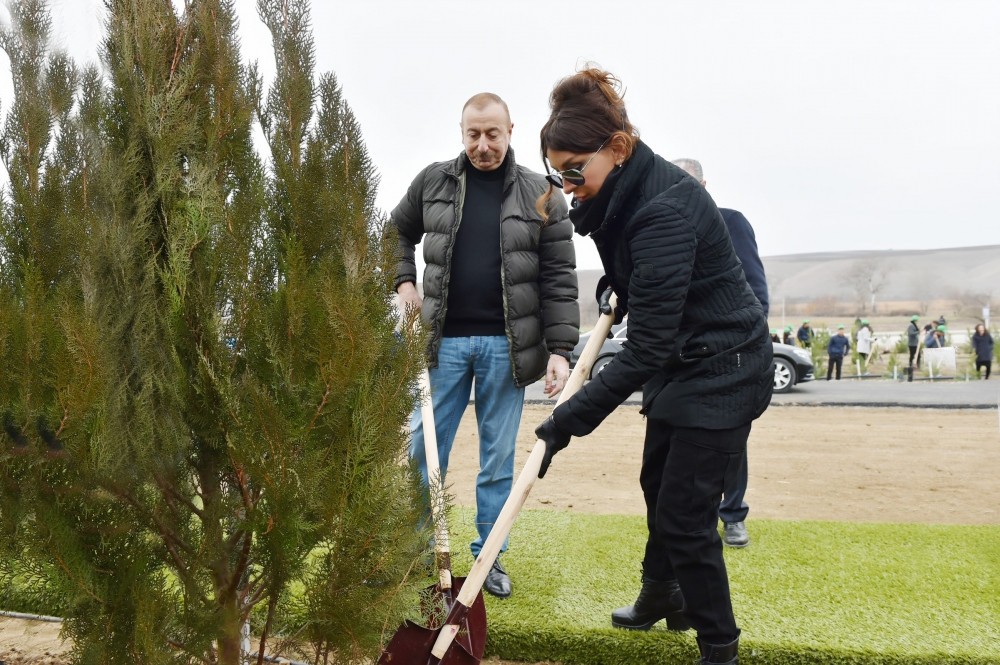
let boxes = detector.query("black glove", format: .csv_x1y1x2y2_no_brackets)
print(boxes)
595,276,626,327
534,416,571,479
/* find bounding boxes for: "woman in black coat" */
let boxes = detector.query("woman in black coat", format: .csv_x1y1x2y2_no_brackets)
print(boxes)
533,69,772,665
972,323,994,379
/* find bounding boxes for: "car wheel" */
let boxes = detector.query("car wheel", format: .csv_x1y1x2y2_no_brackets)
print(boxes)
773,357,797,393
590,355,613,380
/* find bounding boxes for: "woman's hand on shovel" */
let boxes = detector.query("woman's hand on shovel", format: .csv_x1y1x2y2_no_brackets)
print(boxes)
534,416,571,479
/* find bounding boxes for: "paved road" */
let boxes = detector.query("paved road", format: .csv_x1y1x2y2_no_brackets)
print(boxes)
524,374,1000,409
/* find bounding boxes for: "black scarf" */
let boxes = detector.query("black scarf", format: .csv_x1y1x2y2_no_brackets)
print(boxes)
567,162,626,237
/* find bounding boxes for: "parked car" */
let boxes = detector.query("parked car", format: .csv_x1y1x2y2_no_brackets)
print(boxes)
771,342,815,393
569,322,628,379
569,324,814,393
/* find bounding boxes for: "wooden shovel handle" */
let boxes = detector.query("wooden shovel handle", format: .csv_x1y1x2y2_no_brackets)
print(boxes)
429,296,618,660
418,367,453,592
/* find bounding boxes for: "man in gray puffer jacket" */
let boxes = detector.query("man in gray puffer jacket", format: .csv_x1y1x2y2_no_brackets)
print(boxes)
393,93,578,598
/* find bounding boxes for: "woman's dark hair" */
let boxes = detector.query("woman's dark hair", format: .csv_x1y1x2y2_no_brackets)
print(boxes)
536,67,639,219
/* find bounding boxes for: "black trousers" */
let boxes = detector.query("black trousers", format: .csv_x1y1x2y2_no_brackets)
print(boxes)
977,360,992,379
640,419,750,644
908,345,920,368
718,449,749,523
827,355,843,380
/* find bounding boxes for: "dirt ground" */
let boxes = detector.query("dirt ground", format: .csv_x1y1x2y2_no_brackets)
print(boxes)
447,403,1000,526
3,404,998,664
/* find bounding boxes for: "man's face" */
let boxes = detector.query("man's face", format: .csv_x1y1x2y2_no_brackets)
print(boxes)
461,102,512,172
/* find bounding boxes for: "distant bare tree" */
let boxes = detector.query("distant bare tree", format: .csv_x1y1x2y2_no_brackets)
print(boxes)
950,288,994,320
843,258,893,314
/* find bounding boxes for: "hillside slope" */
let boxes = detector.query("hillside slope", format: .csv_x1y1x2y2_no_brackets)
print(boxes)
575,243,998,326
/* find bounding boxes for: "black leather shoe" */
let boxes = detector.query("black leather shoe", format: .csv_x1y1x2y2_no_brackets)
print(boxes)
611,577,689,631
723,521,750,548
697,636,739,664
484,558,511,599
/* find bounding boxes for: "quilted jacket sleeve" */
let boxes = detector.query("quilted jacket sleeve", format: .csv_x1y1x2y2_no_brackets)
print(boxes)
538,195,580,353
391,166,430,290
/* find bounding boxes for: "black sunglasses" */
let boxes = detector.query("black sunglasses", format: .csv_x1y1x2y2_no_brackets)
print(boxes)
545,138,609,189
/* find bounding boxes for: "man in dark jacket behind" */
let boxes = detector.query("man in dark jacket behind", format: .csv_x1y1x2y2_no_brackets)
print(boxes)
393,93,579,598
673,158,768,550
797,321,814,348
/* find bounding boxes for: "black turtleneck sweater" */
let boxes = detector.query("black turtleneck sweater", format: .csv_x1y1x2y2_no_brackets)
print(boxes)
442,156,507,337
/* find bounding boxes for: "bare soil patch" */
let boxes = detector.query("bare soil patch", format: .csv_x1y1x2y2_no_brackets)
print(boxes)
450,404,1000,525
3,405,998,664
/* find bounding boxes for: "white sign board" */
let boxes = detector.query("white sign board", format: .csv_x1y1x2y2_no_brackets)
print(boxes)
923,347,956,375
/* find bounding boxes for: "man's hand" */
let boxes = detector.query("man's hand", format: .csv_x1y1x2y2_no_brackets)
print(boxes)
543,353,570,397
396,281,422,315
534,416,571,479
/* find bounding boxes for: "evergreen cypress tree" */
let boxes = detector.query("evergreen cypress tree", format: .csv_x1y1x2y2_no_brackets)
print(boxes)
0,1,428,663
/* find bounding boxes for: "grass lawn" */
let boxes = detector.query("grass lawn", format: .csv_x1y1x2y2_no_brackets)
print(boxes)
446,508,1000,664
3,508,996,664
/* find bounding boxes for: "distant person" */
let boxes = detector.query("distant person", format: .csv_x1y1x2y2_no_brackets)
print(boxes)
393,92,580,599
827,325,850,380
782,325,793,345
971,323,994,379
856,319,874,372
925,325,945,348
906,315,921,369
770,329,781,343
797,320,814,348
673,157,769,550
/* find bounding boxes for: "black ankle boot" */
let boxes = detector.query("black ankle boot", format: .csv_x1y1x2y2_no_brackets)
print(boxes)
697,636,739,664
611,577,689,631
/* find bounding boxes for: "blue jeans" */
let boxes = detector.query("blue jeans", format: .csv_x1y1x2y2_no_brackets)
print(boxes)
409,336,525,559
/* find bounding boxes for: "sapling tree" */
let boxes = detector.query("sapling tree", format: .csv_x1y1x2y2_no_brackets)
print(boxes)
0,1,427,663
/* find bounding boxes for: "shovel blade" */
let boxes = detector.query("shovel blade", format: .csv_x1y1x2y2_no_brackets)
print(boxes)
377,620,479,665
378,576,486,665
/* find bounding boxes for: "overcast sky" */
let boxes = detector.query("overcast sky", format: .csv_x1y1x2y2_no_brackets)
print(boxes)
3,0,999,270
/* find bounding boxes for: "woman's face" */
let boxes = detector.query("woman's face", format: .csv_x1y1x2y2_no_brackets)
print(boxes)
545,145,619,204
976,324,986,334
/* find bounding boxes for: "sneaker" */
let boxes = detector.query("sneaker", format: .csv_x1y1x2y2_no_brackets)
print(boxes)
483,558,512,599
723,521,750,548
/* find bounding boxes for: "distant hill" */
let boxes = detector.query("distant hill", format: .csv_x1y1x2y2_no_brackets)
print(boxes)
761,244,1000,303
575,244,999,328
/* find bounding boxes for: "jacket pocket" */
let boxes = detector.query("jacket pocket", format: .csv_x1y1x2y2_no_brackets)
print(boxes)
640,373,669,416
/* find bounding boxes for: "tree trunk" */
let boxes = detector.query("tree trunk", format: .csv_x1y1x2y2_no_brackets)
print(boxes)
218,631,242,665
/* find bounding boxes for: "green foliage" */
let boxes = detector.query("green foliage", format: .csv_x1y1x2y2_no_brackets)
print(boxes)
447,509,1000,664
0,1,427,663
811,328,831,374
884,347,903,378
892,336,909,354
